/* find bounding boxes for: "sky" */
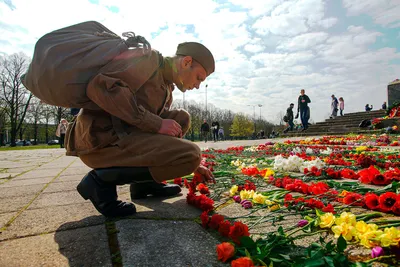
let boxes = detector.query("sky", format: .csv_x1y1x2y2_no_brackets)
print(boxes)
1,0,399,123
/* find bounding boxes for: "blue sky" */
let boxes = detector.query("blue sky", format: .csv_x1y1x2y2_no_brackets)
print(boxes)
0,0,399,123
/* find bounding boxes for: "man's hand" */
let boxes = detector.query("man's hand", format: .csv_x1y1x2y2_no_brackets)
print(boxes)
195,165,215,184
158,119,182,137
295,113,299,119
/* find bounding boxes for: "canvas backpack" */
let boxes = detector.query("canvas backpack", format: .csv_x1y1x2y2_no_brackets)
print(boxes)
283,115,289,122
22,21,154,110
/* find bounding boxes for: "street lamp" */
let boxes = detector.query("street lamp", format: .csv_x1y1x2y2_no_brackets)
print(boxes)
258,104,263,121
205,84,208,120
247,104,256,133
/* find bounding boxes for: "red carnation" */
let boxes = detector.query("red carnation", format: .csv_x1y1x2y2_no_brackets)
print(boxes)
209,214,224,230
173,177,183,186
379,192,398,212
200,211,209,228
343,192,364,206
229,221,250,244
218,220,231,237
197,183,210,195
322,203,335,213
244,180,256,191
365,193,380,210
198,194,214,211
184,178,189,188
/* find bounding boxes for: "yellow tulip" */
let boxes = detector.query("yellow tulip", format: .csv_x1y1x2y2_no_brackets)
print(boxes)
240,190,254,200
359,230,383,248
332,223,356,241
252,193,267,205
379,227,400,247
269,203,280,211
355,221,378,237
335,212,356,226
318,213,335,228
229,185,238,196
263,169,275,178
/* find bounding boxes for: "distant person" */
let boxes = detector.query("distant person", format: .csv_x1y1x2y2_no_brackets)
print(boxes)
218,127,224,141
365,104,373,112
200,119,210,142
330,95,339,119
56,119,68,148
283,103,295,133
296,89,311,131
259,129,265,139
339,97,344,116
211,121,220,142
382,101,387,110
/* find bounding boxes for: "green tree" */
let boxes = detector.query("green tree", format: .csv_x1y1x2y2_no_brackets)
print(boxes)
230,113,254,137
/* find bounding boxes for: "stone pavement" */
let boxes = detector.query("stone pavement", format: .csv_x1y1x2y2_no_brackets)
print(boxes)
0,137,314,267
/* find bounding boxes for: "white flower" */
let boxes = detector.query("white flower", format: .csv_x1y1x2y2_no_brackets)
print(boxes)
305,148,314,154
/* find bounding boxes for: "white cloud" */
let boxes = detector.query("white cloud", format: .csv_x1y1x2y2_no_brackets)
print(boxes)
244,44,264,53
343,0,400,28
1,0,399,124
277,32,329,51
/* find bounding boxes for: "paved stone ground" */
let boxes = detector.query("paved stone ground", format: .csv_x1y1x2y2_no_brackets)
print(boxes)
0,136,322,267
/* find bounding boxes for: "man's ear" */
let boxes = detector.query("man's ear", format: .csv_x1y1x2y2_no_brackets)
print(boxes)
181,56,193,69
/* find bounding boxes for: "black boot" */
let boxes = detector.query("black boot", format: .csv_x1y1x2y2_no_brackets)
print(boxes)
130,181,182,199
77,169,136,217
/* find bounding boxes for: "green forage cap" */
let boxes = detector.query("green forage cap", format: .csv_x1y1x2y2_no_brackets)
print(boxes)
176,42,215,75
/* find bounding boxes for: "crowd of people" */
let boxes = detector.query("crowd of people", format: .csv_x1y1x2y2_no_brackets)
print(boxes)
200,120,224,142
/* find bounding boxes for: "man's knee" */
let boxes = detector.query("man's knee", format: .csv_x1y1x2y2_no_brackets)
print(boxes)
186,142,201,170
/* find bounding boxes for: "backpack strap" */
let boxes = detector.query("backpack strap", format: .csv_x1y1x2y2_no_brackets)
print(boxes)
111,51,164,140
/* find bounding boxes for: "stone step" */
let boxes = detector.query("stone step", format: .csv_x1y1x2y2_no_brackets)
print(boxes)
337,110,387,117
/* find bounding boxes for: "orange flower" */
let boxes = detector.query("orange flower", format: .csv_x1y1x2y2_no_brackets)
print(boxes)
216,242,235,262
231,257,254,267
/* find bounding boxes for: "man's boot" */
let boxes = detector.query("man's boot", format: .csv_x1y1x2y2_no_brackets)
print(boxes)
130,181,182,199
77,168,139,217
128,167,182,200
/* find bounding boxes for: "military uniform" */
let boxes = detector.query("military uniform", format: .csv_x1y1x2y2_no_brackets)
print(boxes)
68,42,215,217
65,49,200,183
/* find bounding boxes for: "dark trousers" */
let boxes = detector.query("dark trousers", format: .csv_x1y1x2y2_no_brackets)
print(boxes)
340,109,343,116
300,108,309,129
202,132,209,142
59,134,65,148
284,120,294,132
213,129,218,141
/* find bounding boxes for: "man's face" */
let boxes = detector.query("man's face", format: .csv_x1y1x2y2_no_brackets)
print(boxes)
176,56,207,92
300,90,305,95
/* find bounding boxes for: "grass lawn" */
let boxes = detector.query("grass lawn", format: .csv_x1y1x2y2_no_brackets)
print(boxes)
0,145,61,151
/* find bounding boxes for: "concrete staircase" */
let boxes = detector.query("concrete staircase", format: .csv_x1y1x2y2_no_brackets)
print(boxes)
283,109,387,137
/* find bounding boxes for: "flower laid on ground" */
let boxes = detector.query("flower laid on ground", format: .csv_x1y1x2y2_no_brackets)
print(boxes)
216,242,235,262
371,246,384,258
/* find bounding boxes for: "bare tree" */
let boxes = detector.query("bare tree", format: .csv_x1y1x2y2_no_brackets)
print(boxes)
0,53,33,146
25,97,43,145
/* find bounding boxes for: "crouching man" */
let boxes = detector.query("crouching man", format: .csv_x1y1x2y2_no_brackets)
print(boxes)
65,42,215,217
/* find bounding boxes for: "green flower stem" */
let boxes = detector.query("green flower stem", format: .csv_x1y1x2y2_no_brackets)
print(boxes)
363,255,396,263
286,220,315,237
288,230,328,241
377,222,400,229
371,219,400,224
356,212,383,221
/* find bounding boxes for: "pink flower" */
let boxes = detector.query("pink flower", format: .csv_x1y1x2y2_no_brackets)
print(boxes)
233,195,241,203
240,199,252,209
371,246,384,258
297,220,309,227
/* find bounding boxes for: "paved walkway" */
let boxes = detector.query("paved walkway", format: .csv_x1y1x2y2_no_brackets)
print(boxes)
0,137,317,267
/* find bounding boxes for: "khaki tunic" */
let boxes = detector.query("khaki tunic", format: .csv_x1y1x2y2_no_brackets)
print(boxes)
65,49,201,182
